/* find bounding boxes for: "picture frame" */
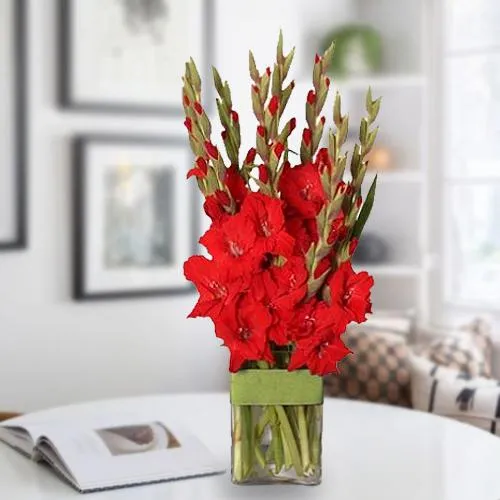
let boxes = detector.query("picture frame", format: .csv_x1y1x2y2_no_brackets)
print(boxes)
0,0,27,250
58,0,214,115
73,135,198,300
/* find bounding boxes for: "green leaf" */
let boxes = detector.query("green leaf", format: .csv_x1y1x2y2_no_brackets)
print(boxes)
249,51,259,82
333,92,342,127
271,63,281,96
338,114,349,145
212,66,224,97
282,47,295,80
369,97,382,124
365,86,373,114
364,126,379,155
188,58,201,92
352,175,377,239
359,117,368,144
277,29,284,63
322,41,336,70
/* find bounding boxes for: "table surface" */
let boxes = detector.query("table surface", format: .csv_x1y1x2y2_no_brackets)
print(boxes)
1,393,500,500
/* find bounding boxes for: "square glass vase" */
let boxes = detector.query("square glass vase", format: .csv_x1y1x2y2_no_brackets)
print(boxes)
230,369,323,485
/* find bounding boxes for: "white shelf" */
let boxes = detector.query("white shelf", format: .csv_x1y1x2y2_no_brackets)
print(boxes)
354,264,422,277
332,74,426,91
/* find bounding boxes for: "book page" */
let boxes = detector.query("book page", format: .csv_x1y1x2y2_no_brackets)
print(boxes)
35,417,223,491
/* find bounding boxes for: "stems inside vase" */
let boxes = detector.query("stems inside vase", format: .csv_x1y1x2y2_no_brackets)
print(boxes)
231,403,322,484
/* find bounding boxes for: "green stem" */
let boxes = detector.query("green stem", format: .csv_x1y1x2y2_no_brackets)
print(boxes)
232,406,244,482
310,406,321,467
274,405,304,476
297,405,311,473
272,420,284,474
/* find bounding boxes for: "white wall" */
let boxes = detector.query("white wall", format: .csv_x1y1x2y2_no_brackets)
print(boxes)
0,0,348,412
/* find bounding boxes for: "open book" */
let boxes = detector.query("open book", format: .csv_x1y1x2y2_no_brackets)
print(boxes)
0,412,224,492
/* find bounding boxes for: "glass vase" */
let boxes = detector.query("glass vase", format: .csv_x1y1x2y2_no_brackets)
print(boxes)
230,369,323,485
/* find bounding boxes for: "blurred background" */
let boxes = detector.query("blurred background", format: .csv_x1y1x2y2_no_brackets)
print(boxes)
0,0,499,412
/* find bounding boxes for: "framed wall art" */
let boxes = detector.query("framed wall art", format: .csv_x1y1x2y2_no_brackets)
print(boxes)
73,135,198,300
0,0,27,250
59,0,213,114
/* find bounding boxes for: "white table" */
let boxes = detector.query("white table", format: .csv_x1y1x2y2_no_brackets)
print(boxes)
1,393,500,499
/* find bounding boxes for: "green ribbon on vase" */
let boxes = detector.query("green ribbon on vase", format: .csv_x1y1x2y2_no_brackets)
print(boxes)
230,369,324,406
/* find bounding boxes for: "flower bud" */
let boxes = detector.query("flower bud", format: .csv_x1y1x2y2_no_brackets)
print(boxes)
307,90,316,105
274,142,285,158
194,101,203,114
184,117,193,133
268,95,279,116
244,148,257,164
204,140,219,159
302,128,312,146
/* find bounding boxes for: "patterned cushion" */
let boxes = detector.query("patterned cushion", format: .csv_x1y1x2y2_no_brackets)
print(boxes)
410,355,500,436
324,329,411,407
416,318,493,378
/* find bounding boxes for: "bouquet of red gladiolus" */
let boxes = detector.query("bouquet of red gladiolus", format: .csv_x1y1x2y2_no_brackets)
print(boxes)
183,35,379,377
182,33,380,484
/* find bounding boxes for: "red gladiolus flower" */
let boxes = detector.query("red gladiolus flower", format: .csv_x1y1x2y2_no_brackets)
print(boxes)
302,128,312,146
203,191,231,225
315,147,332,174
289,299,338,341
241,192,294,257
268,95,279,116
327,211,346,245
271,256,308,311
285,213,319,254
184,117,193,133
225,165,248,209
194,101,203,115
187,157,208,179
199,212,259,273
231,110,239,122
250,256,308,345
279,162,326,218
288,333,351,376
244,148,257,165
184,255,245,320
307,90,316,105
204,141,219,159
215,296,273,372
257,125,266,138
327,261,374,328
